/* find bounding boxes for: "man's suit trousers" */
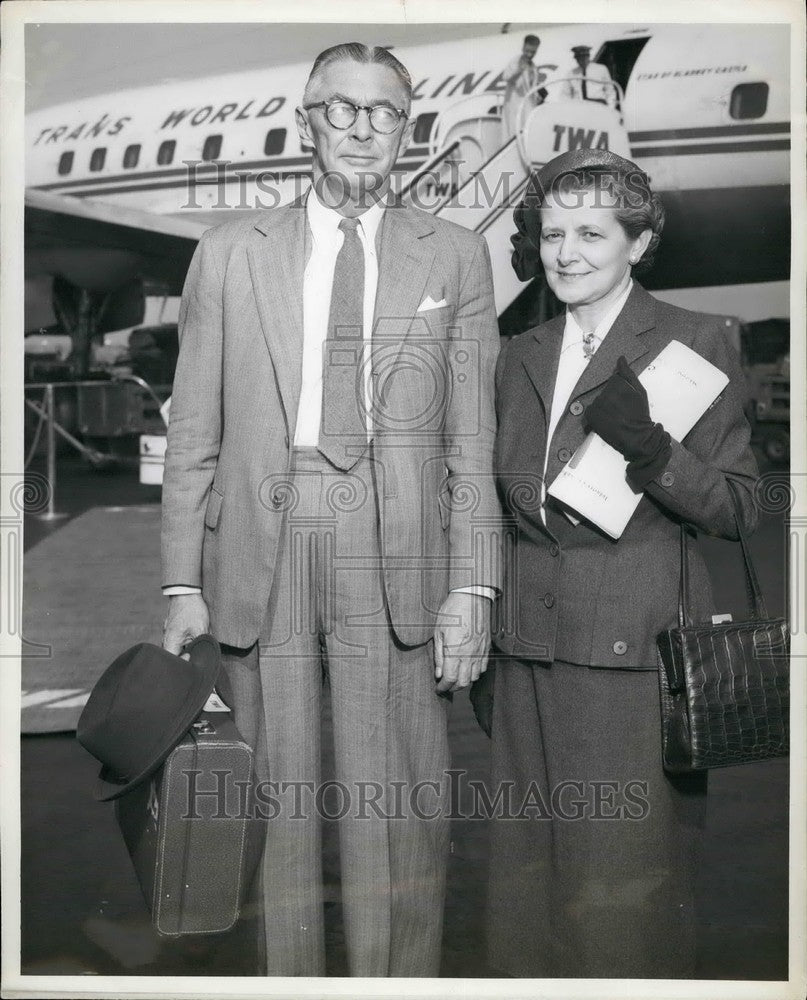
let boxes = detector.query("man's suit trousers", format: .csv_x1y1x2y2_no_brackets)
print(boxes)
217,448,451,976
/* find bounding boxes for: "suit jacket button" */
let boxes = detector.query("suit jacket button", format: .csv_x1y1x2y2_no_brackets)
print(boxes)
558,448,571,463
543,593,555,608
613,640,628,655
549,544,559,557
569,401,584,416
660,472,675,487
284,434,289,447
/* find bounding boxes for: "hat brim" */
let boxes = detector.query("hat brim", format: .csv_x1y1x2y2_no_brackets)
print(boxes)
94,634,221,801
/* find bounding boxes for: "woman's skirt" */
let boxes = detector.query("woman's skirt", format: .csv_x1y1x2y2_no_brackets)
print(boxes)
487,656,707,979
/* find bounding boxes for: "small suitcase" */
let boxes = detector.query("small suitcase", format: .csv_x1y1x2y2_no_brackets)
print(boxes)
115,712,265,936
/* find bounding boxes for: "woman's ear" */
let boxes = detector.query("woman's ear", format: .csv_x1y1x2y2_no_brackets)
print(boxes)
631,227,653,263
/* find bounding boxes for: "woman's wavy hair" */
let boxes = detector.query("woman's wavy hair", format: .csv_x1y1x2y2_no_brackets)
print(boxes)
511,166,666,280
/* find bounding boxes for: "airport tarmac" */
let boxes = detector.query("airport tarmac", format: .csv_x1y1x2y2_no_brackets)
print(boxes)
19,451,790,981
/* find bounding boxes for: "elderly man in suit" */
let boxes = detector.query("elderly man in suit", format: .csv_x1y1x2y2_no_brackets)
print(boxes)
161,42,501,977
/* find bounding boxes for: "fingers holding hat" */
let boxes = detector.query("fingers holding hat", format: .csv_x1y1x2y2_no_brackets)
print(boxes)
163,592,210,655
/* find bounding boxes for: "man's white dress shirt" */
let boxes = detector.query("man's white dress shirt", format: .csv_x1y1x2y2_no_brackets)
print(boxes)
295,187,383,445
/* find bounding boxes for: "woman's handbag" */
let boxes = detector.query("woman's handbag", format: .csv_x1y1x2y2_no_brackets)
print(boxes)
657,480,789,773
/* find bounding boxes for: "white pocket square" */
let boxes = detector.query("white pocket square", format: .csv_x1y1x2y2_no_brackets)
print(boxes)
417,295,449,312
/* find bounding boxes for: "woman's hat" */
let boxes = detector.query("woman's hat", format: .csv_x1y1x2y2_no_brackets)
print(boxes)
532,148,649,197
77,634,221,801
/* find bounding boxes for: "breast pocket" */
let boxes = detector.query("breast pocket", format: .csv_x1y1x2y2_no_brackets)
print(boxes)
204,486,224,529
417,303,453,336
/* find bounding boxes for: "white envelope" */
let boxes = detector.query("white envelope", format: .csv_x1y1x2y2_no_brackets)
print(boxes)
547,340,729,539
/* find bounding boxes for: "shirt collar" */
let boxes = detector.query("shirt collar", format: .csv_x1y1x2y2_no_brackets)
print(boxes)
563,279,633,353
306,184,386,248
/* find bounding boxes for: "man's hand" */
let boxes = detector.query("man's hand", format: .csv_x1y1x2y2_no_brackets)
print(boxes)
163,593,210,655
433,592,491,693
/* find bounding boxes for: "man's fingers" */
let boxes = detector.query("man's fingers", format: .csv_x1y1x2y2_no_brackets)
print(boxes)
163,635,184,656
435,639,459,692
433,628,445,679
434,601,491,691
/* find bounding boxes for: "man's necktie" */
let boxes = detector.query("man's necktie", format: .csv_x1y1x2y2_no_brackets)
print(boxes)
318,217,368,470
581,68,588,102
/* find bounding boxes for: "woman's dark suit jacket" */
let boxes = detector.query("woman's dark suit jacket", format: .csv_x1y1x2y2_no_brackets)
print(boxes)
493,282,759,669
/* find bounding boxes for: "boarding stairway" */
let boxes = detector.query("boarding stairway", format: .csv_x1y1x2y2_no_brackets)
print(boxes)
401,81,629,316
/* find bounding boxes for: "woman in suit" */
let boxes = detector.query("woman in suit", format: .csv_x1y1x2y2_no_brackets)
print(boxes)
472,148,759,978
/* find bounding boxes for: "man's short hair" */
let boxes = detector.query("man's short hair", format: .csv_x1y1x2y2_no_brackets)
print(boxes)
524,34,540,46
303,42,413,107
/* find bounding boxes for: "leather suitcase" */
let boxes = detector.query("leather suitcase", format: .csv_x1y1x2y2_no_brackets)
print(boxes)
114,712,264,936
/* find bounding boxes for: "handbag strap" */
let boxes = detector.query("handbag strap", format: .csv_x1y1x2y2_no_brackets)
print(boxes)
678,478,768,626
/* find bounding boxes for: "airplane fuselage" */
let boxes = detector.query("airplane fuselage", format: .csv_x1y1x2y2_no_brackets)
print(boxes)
25,24,791,314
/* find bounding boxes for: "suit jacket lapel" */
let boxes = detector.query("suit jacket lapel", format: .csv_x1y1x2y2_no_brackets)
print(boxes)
247,202,305,433
569,282,658,401
373,205,436,353
521,311,565,418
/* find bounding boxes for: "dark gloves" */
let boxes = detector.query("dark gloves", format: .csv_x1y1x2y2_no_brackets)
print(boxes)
469,665,495,739
584,355,672,492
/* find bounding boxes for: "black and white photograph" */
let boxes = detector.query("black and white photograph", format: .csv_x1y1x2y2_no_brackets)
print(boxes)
1,1,805,997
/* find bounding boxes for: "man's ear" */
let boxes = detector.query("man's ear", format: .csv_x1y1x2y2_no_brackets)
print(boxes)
295,106,313,149
398,114,417,157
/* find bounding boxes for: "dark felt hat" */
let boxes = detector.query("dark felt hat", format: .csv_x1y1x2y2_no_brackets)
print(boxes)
533,148,649,194
77,634,221,800
572,45,592,55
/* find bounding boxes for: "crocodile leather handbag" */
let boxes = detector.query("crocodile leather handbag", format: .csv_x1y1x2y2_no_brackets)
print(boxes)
657,481,789,773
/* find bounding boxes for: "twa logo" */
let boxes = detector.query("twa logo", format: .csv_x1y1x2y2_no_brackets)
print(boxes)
552,124,610,152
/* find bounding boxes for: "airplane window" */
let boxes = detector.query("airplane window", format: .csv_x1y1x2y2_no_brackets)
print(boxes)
413,113,438,145
89,148,106,172
202,135,223,161
730,83,769,120
157,140,176,166
264,128,287,156
123,144,141,169
58,151,74,176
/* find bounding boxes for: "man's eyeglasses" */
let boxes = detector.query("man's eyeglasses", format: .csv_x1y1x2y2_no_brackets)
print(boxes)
303,99,408,135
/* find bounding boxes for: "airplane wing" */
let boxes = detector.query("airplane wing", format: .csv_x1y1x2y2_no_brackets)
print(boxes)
25,189,210,295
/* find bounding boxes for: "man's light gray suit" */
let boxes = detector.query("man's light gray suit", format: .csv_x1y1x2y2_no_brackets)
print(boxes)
161,199,501,975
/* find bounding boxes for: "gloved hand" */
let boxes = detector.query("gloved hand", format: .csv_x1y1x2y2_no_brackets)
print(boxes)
469,665,495,739
584,355,672,492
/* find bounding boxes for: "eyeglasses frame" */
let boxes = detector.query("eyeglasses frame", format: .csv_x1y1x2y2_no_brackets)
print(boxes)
302,99,409,134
